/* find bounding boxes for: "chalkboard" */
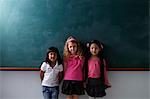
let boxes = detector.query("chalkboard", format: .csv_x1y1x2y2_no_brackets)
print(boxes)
0,0,149,70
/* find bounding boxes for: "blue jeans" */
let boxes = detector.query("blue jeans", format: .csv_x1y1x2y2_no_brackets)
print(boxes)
42,86,59,99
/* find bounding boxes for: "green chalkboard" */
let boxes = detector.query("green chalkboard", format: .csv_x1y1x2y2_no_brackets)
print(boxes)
0,0,149,69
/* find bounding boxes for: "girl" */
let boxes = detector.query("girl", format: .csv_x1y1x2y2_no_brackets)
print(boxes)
85,40,111,99
40,47,63,99
62,36,85,99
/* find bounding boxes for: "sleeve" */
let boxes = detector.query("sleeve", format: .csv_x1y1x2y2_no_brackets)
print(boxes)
59,64,63,72
103,59,111,88
40,62,47,71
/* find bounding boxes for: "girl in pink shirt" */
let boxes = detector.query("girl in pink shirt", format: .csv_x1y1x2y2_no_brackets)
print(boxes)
61,36,85,99
85,40,111,99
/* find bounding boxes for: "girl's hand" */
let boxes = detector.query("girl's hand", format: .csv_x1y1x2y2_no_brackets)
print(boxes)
105,83,111,89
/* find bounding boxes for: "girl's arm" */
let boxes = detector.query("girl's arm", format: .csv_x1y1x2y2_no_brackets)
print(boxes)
82,58,88,89
40,70,45,82
58,64,64,83
63,60,67,75
103,59,111,88
82,58,86,82
58,71,63,83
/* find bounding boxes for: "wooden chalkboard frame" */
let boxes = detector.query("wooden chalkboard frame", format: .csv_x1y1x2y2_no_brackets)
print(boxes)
0,67,149,71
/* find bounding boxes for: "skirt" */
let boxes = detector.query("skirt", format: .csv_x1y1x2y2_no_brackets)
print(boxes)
86,78,106,97
61,80,85,95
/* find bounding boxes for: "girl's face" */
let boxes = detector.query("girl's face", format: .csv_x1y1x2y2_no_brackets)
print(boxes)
90,43,101,56
48,52,57,62
68,41,78,55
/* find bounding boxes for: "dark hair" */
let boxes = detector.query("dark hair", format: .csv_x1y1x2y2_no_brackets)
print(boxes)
87,40,104,58
85,40,105,82
45,47,62,65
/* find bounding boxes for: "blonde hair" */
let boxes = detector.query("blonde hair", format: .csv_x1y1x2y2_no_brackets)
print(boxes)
63,36,84,61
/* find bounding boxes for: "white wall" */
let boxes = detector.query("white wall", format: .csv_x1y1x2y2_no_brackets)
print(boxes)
0,71,149,99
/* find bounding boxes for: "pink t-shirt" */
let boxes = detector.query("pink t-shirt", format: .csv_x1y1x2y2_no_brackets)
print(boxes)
88,57,101,78
64,55,84,81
